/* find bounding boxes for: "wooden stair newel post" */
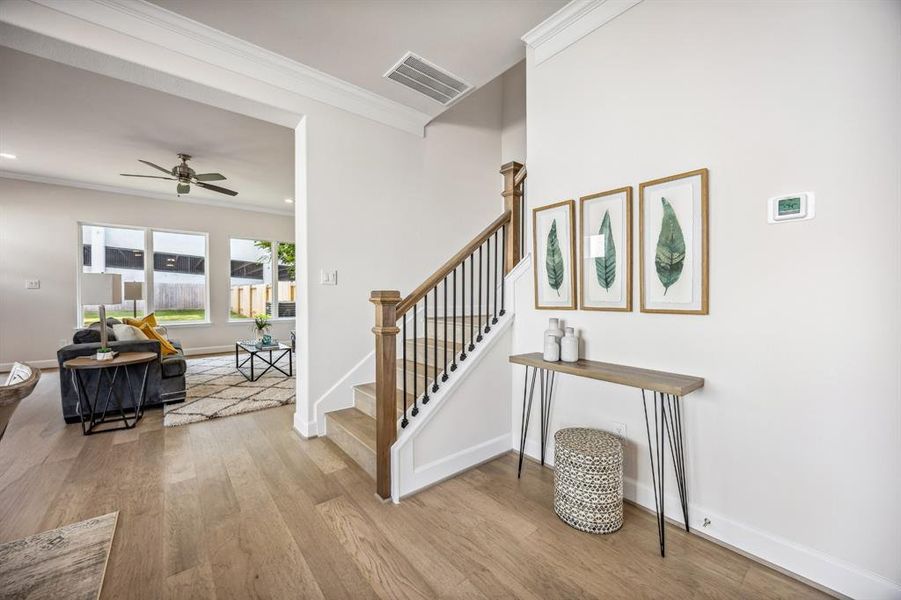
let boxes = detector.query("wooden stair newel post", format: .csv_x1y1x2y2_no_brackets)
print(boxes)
370,290,401,499
500,161,524,274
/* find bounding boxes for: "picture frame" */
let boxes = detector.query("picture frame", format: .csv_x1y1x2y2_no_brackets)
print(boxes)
579,187,632,311
532,200,577,310
639,168,709,314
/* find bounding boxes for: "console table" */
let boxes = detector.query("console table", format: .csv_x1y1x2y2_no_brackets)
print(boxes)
509,352,704,556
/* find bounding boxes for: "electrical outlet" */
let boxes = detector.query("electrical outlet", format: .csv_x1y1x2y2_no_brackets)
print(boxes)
25,279,40,290
59,338,68,347
320,269,338,286
611,422,626,437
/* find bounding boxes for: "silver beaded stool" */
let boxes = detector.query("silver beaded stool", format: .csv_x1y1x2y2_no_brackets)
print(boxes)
553,427,624,534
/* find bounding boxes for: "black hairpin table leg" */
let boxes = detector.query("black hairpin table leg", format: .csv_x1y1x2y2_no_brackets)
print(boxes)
518,366,556,476
641,390,689,556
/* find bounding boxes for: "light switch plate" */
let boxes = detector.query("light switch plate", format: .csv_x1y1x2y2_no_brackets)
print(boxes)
25,279,40,290
320,269,338,286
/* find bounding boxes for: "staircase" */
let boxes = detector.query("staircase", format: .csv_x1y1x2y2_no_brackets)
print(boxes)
325,318,470,478
322,161,527,499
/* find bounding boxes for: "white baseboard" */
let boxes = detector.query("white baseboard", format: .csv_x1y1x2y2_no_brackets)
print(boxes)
293,412,316,439
398,434,511,502
519,440,900,599
183,345,233,356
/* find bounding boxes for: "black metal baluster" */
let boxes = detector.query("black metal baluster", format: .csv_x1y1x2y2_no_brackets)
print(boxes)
412,307,419,416
452,268,459,368
492,231,498,324
468,253,475,352
401,316,408,428
432,287,438,393
500,224,507,316
485,235,492,334
423,294,430,405
477,245,483,342
460,260,468,361
442,277,448,382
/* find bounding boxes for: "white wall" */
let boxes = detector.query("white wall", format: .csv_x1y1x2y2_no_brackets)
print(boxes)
295,72,516,433
500,60,527,165
0,178,294,365
514,1,900,597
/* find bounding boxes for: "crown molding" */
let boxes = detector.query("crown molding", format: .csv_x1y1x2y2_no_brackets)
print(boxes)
0,171,295,217
3,0,431,136
522,0,643,65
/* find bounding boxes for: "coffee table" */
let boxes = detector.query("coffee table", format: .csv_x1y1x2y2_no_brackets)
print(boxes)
235,341,293,382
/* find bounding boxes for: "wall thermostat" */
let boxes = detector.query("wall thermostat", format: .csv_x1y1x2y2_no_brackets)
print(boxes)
768,192,815,223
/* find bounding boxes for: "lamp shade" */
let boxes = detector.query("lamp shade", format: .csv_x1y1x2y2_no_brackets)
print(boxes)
82,273,122,305
123,281,144,301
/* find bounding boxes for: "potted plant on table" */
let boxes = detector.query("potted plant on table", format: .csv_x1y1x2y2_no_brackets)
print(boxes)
252,314,272,347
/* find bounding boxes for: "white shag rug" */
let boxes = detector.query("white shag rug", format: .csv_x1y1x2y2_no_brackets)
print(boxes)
163,354,295,427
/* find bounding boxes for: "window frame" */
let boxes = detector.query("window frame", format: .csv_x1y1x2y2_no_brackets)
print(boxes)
76,221,211,327
227,237,295,323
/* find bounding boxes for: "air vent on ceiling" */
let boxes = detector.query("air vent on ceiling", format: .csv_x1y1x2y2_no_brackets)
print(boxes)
384,52,472,106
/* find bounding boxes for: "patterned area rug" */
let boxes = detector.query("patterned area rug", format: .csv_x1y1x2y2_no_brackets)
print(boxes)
164,354,295,427
0,512,118,600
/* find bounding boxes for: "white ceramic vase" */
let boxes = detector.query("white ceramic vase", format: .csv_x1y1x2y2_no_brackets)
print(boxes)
543,334,560,362
545,318,564,344
561,327,579,363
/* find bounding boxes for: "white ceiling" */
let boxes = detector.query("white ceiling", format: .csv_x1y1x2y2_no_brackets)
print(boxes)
0,46,295,214
147,0,566,117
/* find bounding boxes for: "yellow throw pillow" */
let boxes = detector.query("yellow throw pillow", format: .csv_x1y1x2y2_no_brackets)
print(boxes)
140,322,178,356
124,312,158,328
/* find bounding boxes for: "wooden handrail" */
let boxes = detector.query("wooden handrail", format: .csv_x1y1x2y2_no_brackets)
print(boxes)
513,165,527,187
396,210,511,316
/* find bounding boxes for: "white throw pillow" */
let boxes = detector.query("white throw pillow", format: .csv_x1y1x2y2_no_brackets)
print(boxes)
112,323,149,342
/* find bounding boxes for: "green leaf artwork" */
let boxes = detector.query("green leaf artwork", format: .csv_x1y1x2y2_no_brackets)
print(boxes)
545,219,564,296
595,210,616,290
655,197,685,295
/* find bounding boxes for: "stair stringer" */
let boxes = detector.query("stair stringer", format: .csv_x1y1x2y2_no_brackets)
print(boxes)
390,256,531,502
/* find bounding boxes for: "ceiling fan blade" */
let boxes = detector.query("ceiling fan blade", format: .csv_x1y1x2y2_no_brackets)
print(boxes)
120,174,175,180
138,159,174,175
177,183,190,194
193,173,226,182
195,181,238,196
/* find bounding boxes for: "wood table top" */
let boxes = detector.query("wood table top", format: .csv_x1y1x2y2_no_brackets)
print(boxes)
63,352,157,370
509,353,704,396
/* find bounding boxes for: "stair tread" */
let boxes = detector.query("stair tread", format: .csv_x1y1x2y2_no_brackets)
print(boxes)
354,382,416,404
328,407,375,451
407,338,464,350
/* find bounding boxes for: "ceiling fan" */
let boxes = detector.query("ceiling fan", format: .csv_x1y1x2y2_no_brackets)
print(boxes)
120,153,238,196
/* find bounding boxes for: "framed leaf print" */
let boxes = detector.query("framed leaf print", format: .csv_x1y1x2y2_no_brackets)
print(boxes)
579,187,632,311
532,200,576,310
639,168,708,314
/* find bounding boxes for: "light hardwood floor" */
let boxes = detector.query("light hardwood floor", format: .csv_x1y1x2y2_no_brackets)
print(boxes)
0,374,828,599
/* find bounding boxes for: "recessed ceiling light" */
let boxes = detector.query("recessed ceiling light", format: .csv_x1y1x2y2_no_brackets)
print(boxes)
284,198,294,204
0,152,17,160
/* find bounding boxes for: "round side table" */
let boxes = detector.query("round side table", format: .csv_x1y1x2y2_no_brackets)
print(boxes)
62,351,156,435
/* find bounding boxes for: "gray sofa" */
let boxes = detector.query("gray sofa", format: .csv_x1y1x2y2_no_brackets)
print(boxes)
57,322,187,423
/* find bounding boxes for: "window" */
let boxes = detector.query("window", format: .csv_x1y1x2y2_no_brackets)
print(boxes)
79,223,209,325
277,242,296,318
152,230,208,323
80,224,146,325
229,238,272,319
229,239,296,320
